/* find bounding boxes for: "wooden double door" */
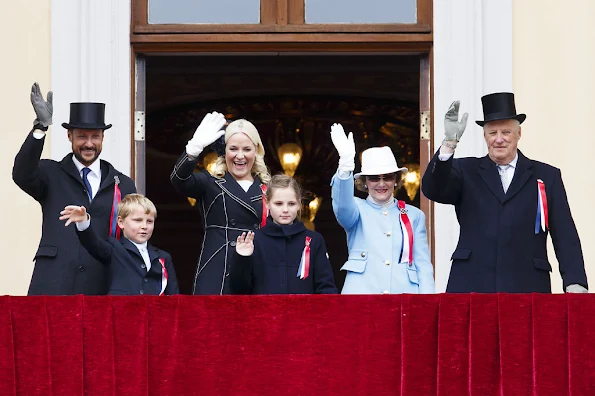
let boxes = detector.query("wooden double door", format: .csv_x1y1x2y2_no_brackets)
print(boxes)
131,0,433,293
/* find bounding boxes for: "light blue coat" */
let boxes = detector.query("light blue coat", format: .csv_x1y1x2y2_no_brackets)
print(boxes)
331,171,434,294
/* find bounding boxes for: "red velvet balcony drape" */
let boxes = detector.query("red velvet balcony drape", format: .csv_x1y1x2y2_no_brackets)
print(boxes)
0,294,594,395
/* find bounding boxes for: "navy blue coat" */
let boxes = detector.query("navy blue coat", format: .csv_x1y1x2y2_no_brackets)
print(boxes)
422,149,587,293
171,153,265,295
12,132,136,295
77,224,179,295
229,220,338,294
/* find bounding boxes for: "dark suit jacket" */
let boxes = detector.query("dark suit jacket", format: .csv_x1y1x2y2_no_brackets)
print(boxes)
422,149,587,293
229,220,338,295
77,225,179,295
12,132,136,295
171,153,265,295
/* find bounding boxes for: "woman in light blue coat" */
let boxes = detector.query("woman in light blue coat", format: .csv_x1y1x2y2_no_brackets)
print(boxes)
330,124,434,294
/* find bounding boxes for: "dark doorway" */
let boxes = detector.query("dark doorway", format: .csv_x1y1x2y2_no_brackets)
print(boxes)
145,54,421,293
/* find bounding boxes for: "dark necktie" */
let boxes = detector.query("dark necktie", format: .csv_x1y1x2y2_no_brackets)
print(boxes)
82,167,93,200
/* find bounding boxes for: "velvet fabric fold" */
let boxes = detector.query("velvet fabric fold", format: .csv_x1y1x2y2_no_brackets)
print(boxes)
0,294,594,395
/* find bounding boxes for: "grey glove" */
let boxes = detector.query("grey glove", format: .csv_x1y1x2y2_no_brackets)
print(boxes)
443,100,468,147
30,82,53,129
566,284,588,293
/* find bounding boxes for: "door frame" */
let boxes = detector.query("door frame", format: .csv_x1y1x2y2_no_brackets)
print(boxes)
130,0,435,261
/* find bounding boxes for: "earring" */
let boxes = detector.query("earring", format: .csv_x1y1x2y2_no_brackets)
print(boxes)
395,183,398,187
364,185,368,189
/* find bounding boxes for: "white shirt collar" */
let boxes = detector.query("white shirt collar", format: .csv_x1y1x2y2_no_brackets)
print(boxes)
130,240,148,253
508,152,519,169
366,195,396,208
72,155,101,177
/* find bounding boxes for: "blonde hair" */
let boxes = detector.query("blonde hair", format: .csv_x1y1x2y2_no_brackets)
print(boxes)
354,172,405,193
211,118,271,184
117,193,157,219
266,174,303,217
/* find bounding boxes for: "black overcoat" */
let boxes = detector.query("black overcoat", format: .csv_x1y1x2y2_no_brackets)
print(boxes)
422,149,587,293
12,132,136,295
171,153,265,295
77,225,179,295
229,220,338,295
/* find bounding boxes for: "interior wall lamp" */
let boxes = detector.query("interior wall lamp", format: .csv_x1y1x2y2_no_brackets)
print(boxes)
277,143,303,177
403,164,421,201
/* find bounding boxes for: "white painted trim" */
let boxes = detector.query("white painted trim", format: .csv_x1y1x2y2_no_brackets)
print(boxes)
51,0,132,175
433,0,513,292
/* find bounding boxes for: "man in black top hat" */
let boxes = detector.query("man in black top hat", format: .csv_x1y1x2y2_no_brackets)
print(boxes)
422,93,588,293
12,83,136,295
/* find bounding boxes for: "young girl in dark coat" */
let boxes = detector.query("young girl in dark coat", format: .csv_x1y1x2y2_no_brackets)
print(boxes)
230,175,338,295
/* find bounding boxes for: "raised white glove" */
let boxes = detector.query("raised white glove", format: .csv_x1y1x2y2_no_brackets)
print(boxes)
185,111,227,158
443,100,469,148
330,123,356,172
566,284,588,293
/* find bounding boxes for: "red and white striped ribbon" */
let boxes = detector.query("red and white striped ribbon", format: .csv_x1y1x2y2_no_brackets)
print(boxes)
158,258,168,296
537,179,549,233
260,184,268,227
398,200,414,265
297,236,312,279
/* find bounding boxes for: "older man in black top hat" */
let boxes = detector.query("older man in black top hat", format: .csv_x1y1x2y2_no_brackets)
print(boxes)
12,83,136,295
422,92,588,293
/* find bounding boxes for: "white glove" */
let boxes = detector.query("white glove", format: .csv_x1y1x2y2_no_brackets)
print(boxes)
566,284,588,293
443,101,469,147
330,123,356,172
185,111,227,158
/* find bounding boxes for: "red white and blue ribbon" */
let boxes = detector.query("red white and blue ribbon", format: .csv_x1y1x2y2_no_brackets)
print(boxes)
260,184,268,227
158,258,168,296
297,236,312,279
109,176,122,240
398,200,414,265
535,179,549,234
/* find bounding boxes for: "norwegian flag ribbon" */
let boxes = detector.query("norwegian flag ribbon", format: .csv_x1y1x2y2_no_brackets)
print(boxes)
158,258,168,296
535,179,549,234
109,176,122,240
398,200,414,265
260,184,268,227
297,236,312,280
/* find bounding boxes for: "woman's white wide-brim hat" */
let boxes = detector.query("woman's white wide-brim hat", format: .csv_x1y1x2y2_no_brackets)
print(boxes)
354,146,408,179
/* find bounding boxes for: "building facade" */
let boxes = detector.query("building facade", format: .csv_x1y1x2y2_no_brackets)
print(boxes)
3,0,594,294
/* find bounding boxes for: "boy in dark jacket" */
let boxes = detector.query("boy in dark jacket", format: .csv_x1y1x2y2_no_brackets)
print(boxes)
230,174,338,295
60,194,179,295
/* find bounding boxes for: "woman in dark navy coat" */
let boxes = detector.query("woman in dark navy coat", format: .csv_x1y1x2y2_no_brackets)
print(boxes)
229,175,338,295
171,112,271,294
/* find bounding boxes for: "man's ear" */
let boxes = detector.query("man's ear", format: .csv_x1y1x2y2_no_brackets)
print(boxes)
67,130,73,143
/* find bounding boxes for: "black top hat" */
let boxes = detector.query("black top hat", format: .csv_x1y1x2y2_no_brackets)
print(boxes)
61,102,112,130
475,92,526,127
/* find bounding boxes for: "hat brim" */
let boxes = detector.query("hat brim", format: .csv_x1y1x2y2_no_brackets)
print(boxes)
475,114,526,127
62,123,112,130
354,166,408,179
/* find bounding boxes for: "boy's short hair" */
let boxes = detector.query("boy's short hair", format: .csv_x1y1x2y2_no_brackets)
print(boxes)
117,194,157,219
